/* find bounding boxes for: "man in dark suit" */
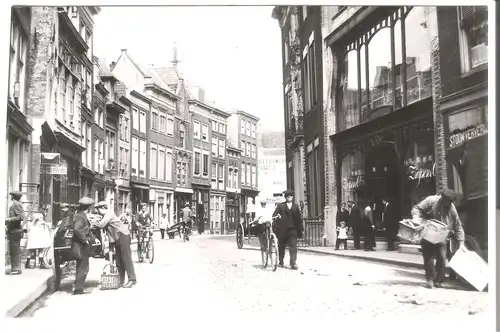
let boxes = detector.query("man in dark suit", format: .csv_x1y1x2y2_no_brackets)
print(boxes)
347,201,362,250
72,197,95,295
382,196,398,251
5,191,25,275
273,190,303,270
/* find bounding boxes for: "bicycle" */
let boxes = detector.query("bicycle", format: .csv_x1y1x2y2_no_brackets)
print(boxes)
181,220,192,242
137,226,154,264
256,214,280,271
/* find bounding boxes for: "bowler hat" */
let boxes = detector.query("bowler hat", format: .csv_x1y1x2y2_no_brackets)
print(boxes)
95,201,109,209
78,197,95,206
9,190,24,197
283,190,294,197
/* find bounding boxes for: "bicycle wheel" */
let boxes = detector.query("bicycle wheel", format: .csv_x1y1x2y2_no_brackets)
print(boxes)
262,232,269,268
270,233,279,272
137,241,144,262
236,224,244,249
148,238,154,264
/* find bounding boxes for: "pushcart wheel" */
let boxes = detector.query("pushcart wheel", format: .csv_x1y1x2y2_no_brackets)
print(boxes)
53,253,62,291
236,224,244,249
270,233,279,272
42,247,54,268
262,234,269,268
148,239,154,264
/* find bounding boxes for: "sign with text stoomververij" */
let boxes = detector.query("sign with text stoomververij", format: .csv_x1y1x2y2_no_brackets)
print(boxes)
448,249,488,292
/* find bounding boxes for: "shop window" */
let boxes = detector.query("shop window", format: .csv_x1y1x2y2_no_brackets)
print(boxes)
340,50,360,131
368,27,392,110
340,150,365,204
405,7,432,105
458,6,488,72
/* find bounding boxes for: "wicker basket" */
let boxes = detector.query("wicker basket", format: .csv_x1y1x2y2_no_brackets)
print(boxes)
397,219,423,244
101,263,120,290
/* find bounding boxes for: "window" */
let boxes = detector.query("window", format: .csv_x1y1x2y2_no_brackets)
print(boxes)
251,165,257,188
167,117,174,136
211,162,217,189
159,114,166,133
241,163,245,185
246,142,251,157
179,125,186,149
139,111,146,133
212,137,218,157
9,16,28,113
251,124,256,138
177,161,187,187
166,148,173,182
233,169,239,189
150,143,157,179
108,131,116,163
151,109,159,131
193,121,200,139
241,119,245,134
219,139,225,158
99,140,104,174
139,139,146,177
212,121,217,131
303,31,317,112
241,140,245,152
202,124,209,141
218,164,224,190
86,28,92,59
251,144,256,159
158,146,165,181
86,122,91,168
202,151,209,177
458,6,488,72
132,108,139,130
59,71,66,123
94,136,99,171
132,137,138,176
246,163,250,185
302,6,307,20
218,123,226,134
246,122,251,136
194,149,201,176
306,139,323,217
81,121,87,166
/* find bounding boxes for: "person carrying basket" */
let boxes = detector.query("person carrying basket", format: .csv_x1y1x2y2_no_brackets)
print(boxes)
411,189,467,289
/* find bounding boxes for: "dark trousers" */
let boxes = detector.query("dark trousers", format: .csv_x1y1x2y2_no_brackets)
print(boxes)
160,229,165,239
335,238,348,249
278,229,298,266
386,226,398,250
364,226,376,249
115,233,136,284
421,239,447,283
352,227,362,249
7,232,23,272
74,245,90,292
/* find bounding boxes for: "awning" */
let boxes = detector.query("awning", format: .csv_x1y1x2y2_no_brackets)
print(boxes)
175,187,193,194
131,183,150,190
41,121,58,150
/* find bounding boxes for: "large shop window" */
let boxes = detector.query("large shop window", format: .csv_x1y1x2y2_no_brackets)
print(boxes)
402,124,435,218
340,149,365,205
446,106,488,200
337,7,433,131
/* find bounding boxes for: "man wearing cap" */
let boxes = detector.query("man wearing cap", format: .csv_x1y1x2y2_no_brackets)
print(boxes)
273,190,303,270
94,201,137,288
251,199,274,252
72,196,96,295
411,189,467,289
5,191,25,275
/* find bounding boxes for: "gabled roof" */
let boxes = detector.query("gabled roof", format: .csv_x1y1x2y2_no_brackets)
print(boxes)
112,50,173,93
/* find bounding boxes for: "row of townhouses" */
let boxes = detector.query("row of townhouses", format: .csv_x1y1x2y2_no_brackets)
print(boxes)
272,6,489,258
6,6,260,234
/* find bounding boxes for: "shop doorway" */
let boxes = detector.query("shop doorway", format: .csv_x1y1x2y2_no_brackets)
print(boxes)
364,142,399,232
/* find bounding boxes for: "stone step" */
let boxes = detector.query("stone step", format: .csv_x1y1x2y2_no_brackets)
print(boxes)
346,239,421,255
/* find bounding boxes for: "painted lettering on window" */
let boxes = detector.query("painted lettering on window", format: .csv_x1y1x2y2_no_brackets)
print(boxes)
449,124,487,148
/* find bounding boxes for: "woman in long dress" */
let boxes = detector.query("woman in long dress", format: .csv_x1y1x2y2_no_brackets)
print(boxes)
25,213,52,268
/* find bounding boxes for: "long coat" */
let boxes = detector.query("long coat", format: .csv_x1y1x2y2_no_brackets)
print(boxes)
383,202,398,232
6,201,24,234
273,202,303,238
72,211,93,257
347,205,363,229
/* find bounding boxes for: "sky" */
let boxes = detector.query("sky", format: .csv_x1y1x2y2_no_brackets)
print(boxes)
93,6,284,132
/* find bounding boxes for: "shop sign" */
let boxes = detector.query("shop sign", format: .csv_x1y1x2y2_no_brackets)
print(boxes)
408,163,436,187
449,124,487,148
342,175,365,190
40,164,67,175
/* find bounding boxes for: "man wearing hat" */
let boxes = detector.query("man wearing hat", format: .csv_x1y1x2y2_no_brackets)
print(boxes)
5,191,25,275
72,196,96,295
411,189,467,289
94,201,137,288
272,190,303,270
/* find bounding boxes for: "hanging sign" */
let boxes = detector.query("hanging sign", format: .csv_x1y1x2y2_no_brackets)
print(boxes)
449,124,487,149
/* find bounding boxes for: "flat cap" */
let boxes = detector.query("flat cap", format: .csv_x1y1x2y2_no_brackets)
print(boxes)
95,201,109,208
10,190,24,197
283,189,294,197
440,188,457,201
78,197,95,206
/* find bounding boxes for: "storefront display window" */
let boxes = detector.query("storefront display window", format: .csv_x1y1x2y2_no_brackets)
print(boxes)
368,27,392,110
340,149,365,204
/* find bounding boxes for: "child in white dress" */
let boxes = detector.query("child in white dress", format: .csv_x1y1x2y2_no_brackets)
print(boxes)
335,221,349,250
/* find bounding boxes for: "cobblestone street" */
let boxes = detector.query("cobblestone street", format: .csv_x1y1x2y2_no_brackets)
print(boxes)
20,236,488,320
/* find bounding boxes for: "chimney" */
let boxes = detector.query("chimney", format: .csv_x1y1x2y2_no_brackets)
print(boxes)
110,61,116,70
